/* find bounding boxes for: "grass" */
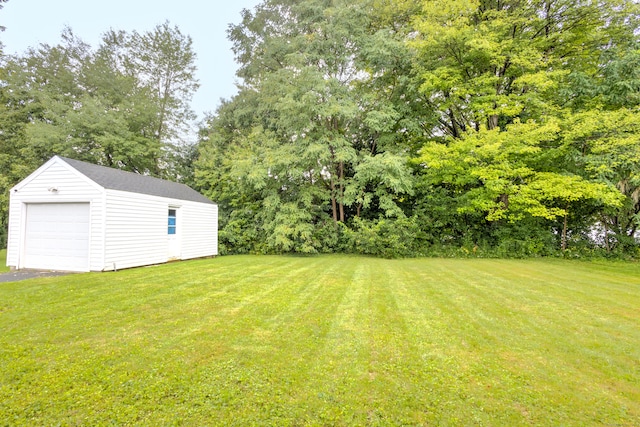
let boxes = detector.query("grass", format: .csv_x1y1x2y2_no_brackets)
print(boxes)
0,255,639,426
0,249,8,273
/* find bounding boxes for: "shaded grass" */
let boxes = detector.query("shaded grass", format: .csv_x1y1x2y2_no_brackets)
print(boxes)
0,255,639,425
0,249,8,273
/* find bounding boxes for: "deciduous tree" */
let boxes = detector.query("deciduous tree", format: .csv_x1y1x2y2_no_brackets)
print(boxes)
411,0,639,252
197,0,425,253
0,23,199,247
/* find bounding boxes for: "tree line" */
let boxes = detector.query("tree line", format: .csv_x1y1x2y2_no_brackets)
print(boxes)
0,20,198,246
2,0,640,258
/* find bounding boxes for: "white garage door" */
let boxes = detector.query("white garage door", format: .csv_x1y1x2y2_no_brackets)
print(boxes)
24,203,90,271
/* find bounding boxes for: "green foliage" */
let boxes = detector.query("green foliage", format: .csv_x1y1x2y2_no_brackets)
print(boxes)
2,0,639,257
1,25,198,176
416,119,622,223
343,216,425,258
191,0,640,257
0,24,199,247
407,0,639,255
563,108,640,250
126,22,199,145
196,0,423,254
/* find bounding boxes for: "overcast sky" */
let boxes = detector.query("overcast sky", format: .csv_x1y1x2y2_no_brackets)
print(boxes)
1,0,263,120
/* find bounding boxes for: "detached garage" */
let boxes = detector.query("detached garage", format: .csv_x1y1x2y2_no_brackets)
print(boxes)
6,156,218,272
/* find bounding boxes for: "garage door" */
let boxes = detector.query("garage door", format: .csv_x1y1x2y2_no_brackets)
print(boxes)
24,203,90,271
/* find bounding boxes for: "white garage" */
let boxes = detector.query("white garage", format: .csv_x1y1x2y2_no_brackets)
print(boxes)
6,156,218,272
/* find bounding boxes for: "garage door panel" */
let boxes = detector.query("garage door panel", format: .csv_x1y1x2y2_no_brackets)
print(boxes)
24,203,90,271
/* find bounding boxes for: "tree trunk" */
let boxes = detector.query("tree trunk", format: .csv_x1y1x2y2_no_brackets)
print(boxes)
329,145,338,223
330,177,338,223
499,193,509,210
488,113,499,130
602,216,611,253
448,107,460,138
338,161,345,222
561,210,568,251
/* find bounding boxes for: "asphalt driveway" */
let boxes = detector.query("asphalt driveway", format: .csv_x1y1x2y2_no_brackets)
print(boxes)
0,270,72,283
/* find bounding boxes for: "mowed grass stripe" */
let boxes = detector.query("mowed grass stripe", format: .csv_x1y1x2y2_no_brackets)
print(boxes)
0,255,638,425
390,260,530,424
390,259,640,425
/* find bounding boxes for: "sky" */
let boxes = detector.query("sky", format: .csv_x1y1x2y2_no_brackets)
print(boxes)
1,0,263,120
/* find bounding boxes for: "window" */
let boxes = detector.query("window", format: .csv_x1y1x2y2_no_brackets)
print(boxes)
168,209,176,235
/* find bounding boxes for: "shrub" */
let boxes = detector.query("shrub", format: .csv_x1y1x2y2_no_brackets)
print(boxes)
345,216,425,258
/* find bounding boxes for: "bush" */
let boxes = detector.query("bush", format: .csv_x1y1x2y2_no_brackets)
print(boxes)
344,216,426,258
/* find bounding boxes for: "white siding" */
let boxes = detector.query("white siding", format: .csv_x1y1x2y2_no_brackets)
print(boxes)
6,160,105,271
180,201,218,260
103,190,169,270
103,190,218,270
7,156,217,272
6,193,22,268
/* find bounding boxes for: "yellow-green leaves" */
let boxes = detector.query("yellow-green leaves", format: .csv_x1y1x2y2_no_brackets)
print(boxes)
417,118,622,222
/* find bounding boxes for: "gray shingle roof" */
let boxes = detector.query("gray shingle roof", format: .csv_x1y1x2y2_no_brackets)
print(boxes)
58,156,215,205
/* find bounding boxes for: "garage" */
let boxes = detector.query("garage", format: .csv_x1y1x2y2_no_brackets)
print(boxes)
23,203,90,271
6,156,217,272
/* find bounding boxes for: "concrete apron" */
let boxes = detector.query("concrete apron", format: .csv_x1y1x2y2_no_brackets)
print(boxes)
0,269,72,283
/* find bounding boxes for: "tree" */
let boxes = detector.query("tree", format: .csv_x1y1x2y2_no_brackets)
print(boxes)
196,0,427,253
0,28,162,172
558,44,640,251
0,0,10,247
0,23,199,174
126,21,200,176
0,0,8,34
416,118,622,250
563,108,640,251
410,0,640,253
411,0,638,135
0,23,200,247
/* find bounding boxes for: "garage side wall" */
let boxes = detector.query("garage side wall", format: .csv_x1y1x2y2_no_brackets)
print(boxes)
103,190,218,270
103,190,170,270
6,161,105,271
180,201,218,260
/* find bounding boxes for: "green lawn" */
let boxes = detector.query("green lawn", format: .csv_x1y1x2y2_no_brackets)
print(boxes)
1,256,639,426
0,249,8,273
